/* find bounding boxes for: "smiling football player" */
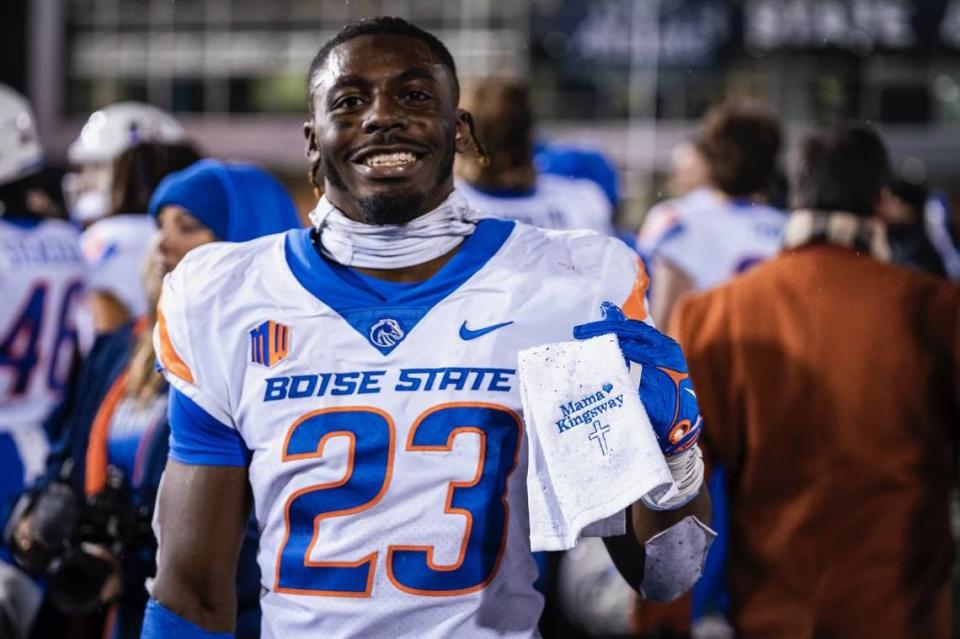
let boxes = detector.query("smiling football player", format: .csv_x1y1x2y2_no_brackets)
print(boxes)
143,17,710,639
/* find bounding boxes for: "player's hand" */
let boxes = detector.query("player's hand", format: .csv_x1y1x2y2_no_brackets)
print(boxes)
573,301,702,456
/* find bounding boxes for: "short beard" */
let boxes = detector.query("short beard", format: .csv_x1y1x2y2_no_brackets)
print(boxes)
356,188,428,225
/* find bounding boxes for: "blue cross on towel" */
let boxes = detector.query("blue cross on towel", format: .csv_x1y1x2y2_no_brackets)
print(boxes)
589,421,611,456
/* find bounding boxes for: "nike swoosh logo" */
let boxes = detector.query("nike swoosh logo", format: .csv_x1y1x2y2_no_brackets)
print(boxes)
459,320,514,341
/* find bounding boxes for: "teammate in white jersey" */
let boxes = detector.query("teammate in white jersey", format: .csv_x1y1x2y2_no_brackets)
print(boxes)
144,18,710,639
79,142,201,334
64,102,191,226
455,78,614,235
638,103,785,329
0,84,86,638
66,105,200,335
0,84,85,490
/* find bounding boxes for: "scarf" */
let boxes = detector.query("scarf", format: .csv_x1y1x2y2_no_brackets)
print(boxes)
308,190,479,269
783,209,891,261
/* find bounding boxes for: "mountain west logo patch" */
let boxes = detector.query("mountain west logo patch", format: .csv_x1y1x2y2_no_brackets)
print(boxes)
369,318,405,351
250,320,290,368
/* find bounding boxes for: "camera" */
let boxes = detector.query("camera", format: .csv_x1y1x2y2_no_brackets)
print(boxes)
8,463,153,615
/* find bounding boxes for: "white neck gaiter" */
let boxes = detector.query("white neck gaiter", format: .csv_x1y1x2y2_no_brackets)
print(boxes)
309,190,479,269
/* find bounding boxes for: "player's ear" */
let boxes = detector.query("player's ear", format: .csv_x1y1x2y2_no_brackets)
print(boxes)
304,121,324,196
454,109,471,155
303,121,320,164
457,109,488,166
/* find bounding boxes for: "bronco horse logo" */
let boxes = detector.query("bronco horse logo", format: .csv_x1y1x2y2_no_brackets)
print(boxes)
370,318,405,349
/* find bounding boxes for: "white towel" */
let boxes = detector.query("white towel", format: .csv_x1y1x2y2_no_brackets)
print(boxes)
519,334,677,551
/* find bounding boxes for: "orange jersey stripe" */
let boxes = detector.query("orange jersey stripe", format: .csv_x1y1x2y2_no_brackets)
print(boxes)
622,258,650,321
84,368,129,496
156,301,195,384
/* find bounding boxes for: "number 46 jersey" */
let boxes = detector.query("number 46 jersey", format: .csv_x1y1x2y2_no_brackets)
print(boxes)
1,217,85,429
156,216,649,639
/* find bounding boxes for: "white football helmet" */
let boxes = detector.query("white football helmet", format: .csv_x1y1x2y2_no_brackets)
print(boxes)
67,102,186,165
0,84,44,188
64,102,187,222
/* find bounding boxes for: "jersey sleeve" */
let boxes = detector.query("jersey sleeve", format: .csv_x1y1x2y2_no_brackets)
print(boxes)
154,262,247,466
600,238,654,326
167,388,250,466
565,233,654,327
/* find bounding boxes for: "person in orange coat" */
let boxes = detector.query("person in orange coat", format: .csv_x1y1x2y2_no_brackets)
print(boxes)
671,124,960,638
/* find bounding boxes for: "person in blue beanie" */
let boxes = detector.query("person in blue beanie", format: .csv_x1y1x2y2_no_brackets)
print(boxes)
148,159,302,246
9,160,301,639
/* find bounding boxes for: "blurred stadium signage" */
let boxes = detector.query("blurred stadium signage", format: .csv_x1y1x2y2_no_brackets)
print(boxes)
533,0,960,69
745,0,960,52
535,0,732,68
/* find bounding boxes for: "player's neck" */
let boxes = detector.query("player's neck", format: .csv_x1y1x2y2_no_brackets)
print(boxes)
352,246,460,282
309,191,476,279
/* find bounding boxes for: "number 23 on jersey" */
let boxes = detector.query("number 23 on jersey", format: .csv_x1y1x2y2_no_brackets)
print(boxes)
275,402,522,598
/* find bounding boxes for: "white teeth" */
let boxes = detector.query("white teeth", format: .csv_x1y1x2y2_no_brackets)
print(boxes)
364,152,416,168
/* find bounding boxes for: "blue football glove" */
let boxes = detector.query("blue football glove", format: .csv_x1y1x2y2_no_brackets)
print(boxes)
573,301,702,456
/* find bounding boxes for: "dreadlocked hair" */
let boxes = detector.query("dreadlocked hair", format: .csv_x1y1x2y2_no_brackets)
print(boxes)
109,141,201,216
455,78,533,192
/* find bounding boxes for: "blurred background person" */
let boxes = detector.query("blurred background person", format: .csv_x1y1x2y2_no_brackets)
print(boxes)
878,173,948,276
455,77,615,235
82,141,201,335
63,102,190,227
672,124,960,639
66,105,201,336
0,83,85,639
638,103,786,330
924,191,960,281
665,138,711,198
10,160,301,639
534,142,621,211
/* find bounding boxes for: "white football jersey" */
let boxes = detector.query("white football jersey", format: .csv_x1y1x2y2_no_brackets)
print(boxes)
156,216,649,639
638,187,785,290
81,214,157,319
457,174,615,235
0,216,86,428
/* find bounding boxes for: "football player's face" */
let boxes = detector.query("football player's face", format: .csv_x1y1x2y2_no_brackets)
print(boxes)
305,34,470,225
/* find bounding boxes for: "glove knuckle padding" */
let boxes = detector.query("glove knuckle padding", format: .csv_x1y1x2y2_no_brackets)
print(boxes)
573,303,702,456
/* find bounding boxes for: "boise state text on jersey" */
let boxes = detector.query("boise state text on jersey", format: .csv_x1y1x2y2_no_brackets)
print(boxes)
155,216,651,638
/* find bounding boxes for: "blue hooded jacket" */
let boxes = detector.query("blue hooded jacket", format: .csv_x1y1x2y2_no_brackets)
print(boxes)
148,159,302,241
